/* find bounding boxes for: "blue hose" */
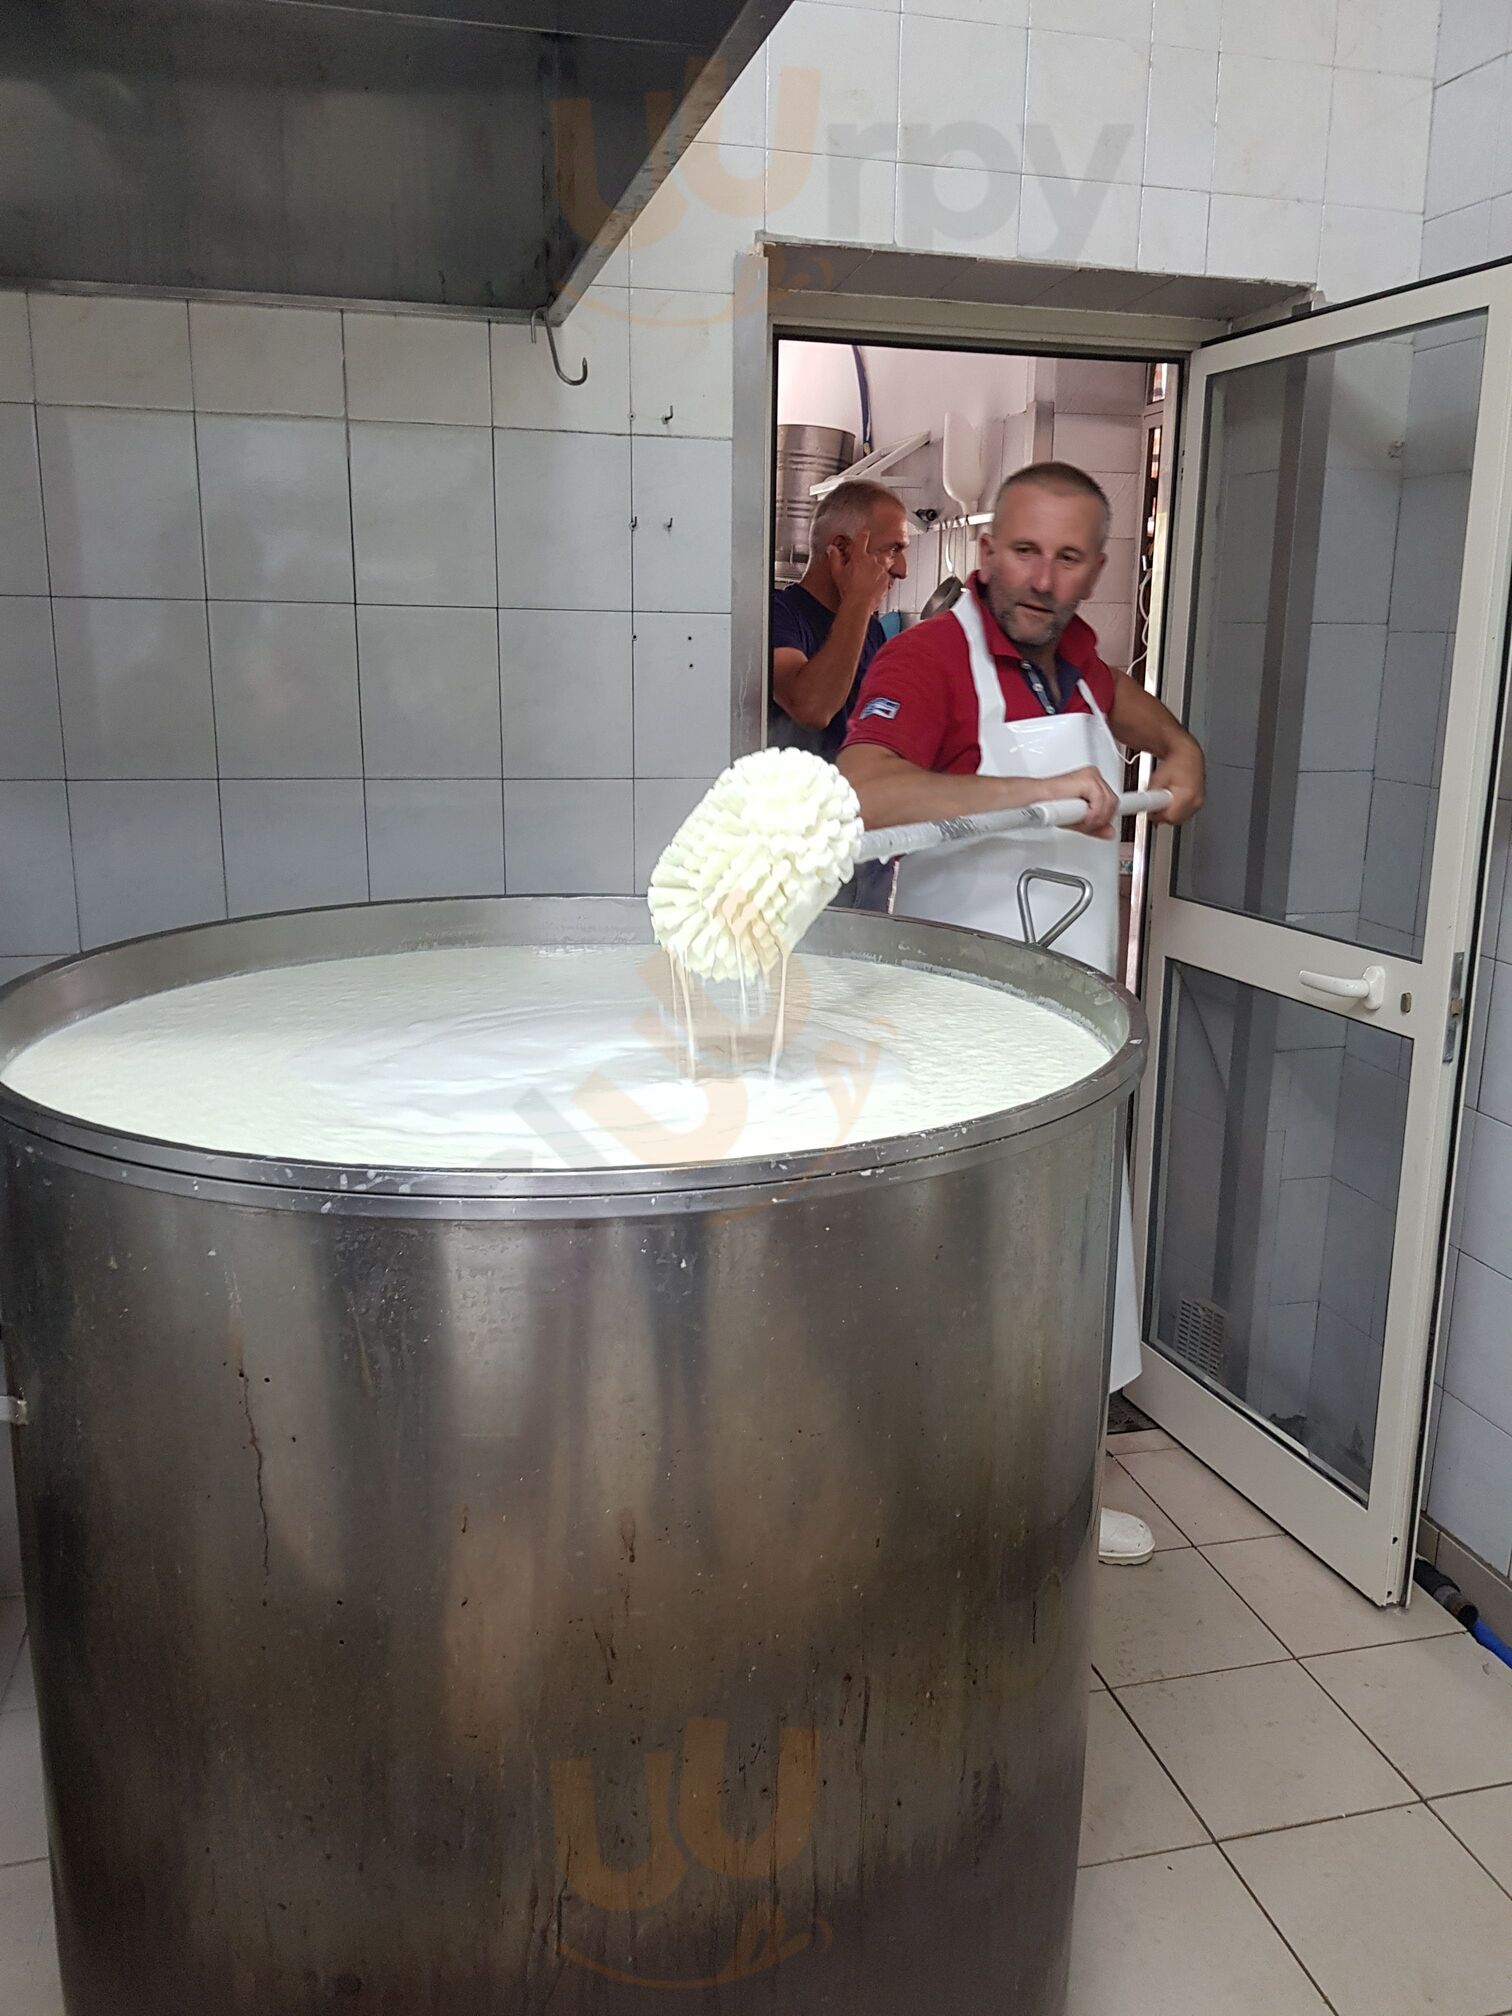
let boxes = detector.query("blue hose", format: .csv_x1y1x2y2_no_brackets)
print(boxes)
1415,1559,1512,1672
1471,1616,1512,1669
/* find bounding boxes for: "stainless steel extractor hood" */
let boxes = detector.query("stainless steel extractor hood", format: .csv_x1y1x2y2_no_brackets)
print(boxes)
0,0,789,317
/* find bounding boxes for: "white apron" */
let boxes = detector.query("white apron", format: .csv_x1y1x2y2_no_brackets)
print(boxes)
893,591,1143,1392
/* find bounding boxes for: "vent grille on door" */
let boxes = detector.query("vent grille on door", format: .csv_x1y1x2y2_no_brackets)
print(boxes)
1173,1296,1227,1379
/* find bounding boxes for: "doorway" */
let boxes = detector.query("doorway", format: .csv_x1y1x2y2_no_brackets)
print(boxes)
734,250,1512,1607
766,331,1180,985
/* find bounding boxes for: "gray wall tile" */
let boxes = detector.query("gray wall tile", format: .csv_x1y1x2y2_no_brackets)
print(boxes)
1443,1251,1512,1437
0,783,77,952
1436,2,1510,86
1435,53,1507,210
1481,801,1511,963
633,777,710,891
500,611,633,778
344,314,491,426
69,781,225,947
0,291,33,402
198,416,353,602
1333,1054,1408,1210
1182,760,1253,908
222,781,369,916
1297,624,1387,771
630,437,733,614
1459,1111,1512,1278
504,779,634,893
628,290,734,439
494,431,631,611
189,304,345,419
1288,771,1373,917
1358,779,1432,938
1279,1045,1345,1182
1274,1173,1330,1305
53,599,216,778
0,598,63,778
1465,956,1492,1110
30,295,193,411
490,313,632,435
1493,803,1512,957
1403,331,1483,477
357,606,501,777
350,423,496,606
1388,473,1473,630
1427,1394,1512,1575
209,602,362,778
1475,957,1512,1124
0,405,48,594
1308,1302,1381,1462
366,780,504,900
632,614,732,776
1375,631,1449,787
1320,1179,1396,1342
36,408,203,598
1311,466,1401,626
1213,468,1279,624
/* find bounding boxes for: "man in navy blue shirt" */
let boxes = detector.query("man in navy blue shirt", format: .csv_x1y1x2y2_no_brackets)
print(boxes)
769,480,910,762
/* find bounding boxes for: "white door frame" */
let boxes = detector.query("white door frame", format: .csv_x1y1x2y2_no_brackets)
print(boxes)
1125,375,1178,991
1131,262,1512,1603
730,248,1264,762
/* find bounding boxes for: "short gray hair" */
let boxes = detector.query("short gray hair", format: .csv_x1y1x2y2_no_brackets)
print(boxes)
811,479,905,549
993,462,1111,549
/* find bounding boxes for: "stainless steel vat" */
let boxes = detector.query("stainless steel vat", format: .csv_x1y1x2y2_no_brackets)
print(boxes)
773,422,855,585
0,896,1146,2016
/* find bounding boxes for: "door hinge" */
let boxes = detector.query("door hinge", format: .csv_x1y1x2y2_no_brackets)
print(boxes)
1444,952,1468,1065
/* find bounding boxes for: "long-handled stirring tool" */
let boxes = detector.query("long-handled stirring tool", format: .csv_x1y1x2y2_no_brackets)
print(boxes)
648,748,1170,984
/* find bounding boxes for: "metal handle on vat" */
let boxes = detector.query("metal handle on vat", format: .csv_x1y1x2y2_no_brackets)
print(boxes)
0,1395,28,1426
1017,869,1094,950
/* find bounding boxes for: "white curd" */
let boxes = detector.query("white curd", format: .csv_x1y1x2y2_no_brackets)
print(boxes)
2,944,1109,1171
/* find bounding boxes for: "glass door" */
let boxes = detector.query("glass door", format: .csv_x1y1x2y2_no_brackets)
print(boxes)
1132,266,1512,1602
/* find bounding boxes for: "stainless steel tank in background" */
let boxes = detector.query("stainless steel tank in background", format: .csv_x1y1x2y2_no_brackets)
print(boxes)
0,897,1146,2016
773,422,855,585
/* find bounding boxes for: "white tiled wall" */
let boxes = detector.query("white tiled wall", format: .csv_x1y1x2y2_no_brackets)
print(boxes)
1422,0,1512,275
0,284,734,976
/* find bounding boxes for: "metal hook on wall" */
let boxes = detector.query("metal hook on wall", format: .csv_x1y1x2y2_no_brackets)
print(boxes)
530,307,588,386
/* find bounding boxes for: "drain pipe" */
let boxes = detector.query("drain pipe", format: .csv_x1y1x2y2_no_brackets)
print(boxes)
1414,1560,1512,1672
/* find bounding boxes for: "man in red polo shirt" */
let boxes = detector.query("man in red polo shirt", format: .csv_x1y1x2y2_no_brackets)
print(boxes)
840,460,1204,1566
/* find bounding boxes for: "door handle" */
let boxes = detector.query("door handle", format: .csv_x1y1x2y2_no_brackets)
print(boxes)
1298,965,1386,1012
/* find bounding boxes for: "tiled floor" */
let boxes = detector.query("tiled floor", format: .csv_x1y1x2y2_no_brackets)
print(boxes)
2,1434,1511,2015
1080,1432,1512,2016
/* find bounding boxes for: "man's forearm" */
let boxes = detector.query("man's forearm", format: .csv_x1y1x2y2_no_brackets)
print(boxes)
1108,671,1205,822
840,751,1065,829
780,598,875,728
1110,671,1195,761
